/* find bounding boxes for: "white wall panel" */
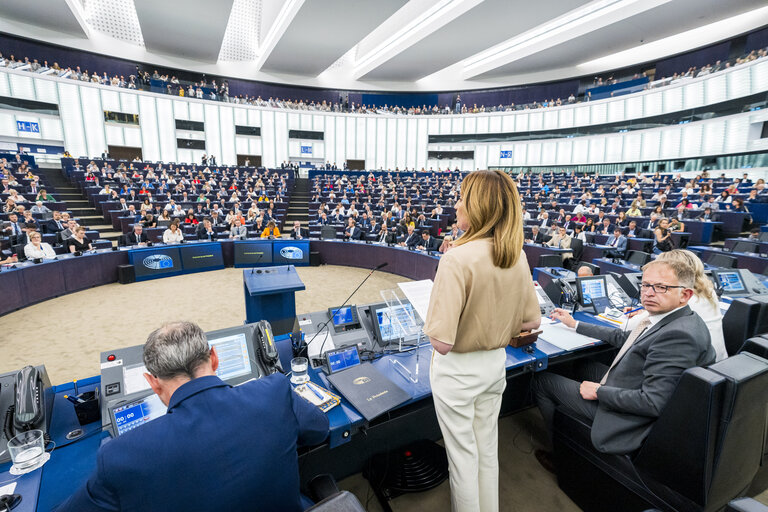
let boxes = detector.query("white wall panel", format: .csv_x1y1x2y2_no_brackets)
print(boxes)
663,87,683,113
501,114,514,132
247,108,260,127
0,74,10,97
156,98,176,163
336,115,347,165
101,89,121,112
396,118,407,169
753,61,768,93
590,103,607,125
515,113,528,132
325,116,336,165
204,104,221,162
313,115,324,132
345,117,355,160
572,139,588,164
79,86,106,157
0,112,16,137
556,139,572,165
574,106,590,126
356,117,366,162
644,93,662,117
680,124,703,157
605,135,623,162
189,102,204,121
39,117,63,142
701,120,725,155
274,111,288,165
386,118,397,169
138,95,160,161
541,141,556,165
439,118,451,134
249,138,261,156
34,78,58,104
219,105,236,165
724,117,749,154
288,113,300,130
705,74,727,104
728,67,751,99
607,100,624,123
261,111,275,167
406,118,417,169
625,96,643,119
588,137,606,163
559,108,574,128
14,114,42,140
489,115,502,133
529,112,543,131
124,126,141,148
105,124,124,146
375,118,386,169
56,82,86,156
120,92,139,114
660,129,681,158
641,131,661,161
475,145,487,170
452,117,463,133
416,118,428,170
622,132,641,162
173,100,189,120
486,144,500,167
526,142,541,165
9,74,35,100
513,143,527,166
234,108,247,126
683,81,704,109
300,113,312,130
543,110,558,129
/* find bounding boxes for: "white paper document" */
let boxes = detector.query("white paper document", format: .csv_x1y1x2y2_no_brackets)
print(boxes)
123,364,151,395
537,323,599,351
0,483,17,496
398,280,434,322
307,330,335,360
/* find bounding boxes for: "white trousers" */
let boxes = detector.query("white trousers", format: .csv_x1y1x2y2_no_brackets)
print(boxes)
430,347,507,512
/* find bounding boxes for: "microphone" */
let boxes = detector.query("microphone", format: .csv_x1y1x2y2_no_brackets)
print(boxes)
300,261,388,358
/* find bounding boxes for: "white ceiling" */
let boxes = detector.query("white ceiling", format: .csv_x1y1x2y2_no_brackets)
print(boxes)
0,0,765,91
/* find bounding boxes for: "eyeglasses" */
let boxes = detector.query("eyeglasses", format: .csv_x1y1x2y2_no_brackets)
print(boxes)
640,283,686,294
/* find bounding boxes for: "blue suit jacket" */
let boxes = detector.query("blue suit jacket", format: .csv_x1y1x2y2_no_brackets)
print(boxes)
55,374,329,512
606,234,627,253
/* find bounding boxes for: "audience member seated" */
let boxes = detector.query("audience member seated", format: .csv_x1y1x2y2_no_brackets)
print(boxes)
122,225,148,247
196,219,217,241
45,211,66,234
439,234,453,253
67,226,92,253
546,226,573,262
399,225,420,249
344,219,363,240
53,321,329,512
162,220,184,244
576,265,594,277
526,225,546,244
290,221,308,240
696,206,718,221
23,231,56,261
533,258,715,470
30,201,51,216
605,227,627,259
260,220,280,239
141,213,157,228
229,218,248,240
653,218,674,254
417,230,440,252
375,224,396,244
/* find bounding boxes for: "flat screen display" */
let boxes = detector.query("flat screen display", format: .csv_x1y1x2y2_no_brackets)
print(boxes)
717,271,745,292
331,306,355,326
129,247,182,280
327,346,361,374
179,243,224,270
578,276,607,305
234,241,273,266
112,393,166,436
207,332,253,382
375,303,418,344
272,240,309,265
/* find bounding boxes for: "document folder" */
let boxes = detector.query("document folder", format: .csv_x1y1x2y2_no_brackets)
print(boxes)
327,363,411,421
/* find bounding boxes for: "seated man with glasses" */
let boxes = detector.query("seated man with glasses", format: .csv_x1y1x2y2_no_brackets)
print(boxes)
532,259,715,468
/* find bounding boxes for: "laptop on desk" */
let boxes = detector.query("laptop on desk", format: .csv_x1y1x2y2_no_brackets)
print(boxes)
327,363,410,422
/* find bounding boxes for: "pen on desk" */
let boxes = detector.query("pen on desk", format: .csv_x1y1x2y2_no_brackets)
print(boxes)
306,382,325,401
73,379,79,396
624,306,644,315
64,395,83,404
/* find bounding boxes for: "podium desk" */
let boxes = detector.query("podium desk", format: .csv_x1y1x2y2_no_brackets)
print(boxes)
243,266,305,335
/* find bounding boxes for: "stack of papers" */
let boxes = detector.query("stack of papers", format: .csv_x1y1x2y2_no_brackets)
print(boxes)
537,323,599,351
293,381,340,413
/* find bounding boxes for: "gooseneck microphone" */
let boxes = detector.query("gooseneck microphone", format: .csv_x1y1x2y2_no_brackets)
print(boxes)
301,261,388,357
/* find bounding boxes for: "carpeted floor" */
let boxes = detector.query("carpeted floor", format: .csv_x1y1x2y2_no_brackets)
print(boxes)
1,264,766,510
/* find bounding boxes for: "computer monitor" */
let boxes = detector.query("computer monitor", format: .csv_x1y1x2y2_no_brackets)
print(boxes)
206,330,255,384
576,276,608,306
370,302,420,347
713,270,746,294
328,305,361,332
110,393,166,437
325,345,362,374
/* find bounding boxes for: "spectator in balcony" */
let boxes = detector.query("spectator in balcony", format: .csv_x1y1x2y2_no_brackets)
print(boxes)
24,231,56,261
162,220,184,244
67,226,93,253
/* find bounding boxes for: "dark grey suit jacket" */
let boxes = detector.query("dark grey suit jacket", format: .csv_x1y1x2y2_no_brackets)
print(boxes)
576,305,715,454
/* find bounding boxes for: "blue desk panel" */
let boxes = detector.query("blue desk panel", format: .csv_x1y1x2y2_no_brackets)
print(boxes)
129,246,183,281
234,240,273,267
178,242,225,273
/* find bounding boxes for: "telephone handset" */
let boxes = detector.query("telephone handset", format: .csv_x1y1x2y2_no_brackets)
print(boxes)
559,279,577,305
1,366,52,462
255,320,281,375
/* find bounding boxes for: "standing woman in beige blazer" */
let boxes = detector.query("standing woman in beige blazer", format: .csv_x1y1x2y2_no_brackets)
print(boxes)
423,170,541,512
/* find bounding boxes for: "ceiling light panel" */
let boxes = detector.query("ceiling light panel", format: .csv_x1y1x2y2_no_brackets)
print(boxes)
82,0,144,46
218,0,261,62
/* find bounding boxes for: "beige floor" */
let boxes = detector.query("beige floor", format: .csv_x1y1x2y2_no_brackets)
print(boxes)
0,265,766,510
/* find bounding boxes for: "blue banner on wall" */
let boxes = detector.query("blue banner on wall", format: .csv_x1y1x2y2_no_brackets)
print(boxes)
500,150,513,159
300,145,313,155
16,121,40,133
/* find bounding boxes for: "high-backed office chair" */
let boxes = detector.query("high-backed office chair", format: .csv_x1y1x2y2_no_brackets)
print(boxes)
539,254,563,268
722,297,768,356
626,250,652,266
732,241,759,254
553,352,768,512
569,238,584,264
320,226,337,240
707,253,738,269
677,233,690,249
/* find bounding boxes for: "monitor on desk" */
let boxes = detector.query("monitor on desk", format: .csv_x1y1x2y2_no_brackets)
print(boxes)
713,270,746,294
370,302,420,347
576,275,612,311
328,305,361,332
111,393,166,436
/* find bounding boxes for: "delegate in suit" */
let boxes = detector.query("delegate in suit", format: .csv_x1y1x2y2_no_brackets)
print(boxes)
534,259,715,459
605,227,628,258
55,321,329,512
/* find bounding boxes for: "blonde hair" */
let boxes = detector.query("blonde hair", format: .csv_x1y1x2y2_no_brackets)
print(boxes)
655,249,717,307
452,170,523,268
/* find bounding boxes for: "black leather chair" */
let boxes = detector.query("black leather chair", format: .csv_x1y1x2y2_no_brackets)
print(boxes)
570,238,584,264
626,250,652,266
320,226,337,240
740,335,768,497
553,352,768,512
722,297,768,356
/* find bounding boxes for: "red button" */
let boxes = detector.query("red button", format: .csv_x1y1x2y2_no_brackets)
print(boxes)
107,355,115,361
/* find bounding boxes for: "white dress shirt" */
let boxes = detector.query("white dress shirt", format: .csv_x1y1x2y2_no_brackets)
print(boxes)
24,242,56,260
162,229,184,243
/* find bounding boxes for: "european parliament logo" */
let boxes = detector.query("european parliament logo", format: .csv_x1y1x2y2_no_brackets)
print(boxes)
500,150,513,159
142,254,174,270
280,246,304,260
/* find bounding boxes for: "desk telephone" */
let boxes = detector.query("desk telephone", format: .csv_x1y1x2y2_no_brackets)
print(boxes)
0,366,54,464
255,320,281,375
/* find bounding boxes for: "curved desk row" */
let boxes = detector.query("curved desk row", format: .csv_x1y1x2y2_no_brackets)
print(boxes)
0,240,444,316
